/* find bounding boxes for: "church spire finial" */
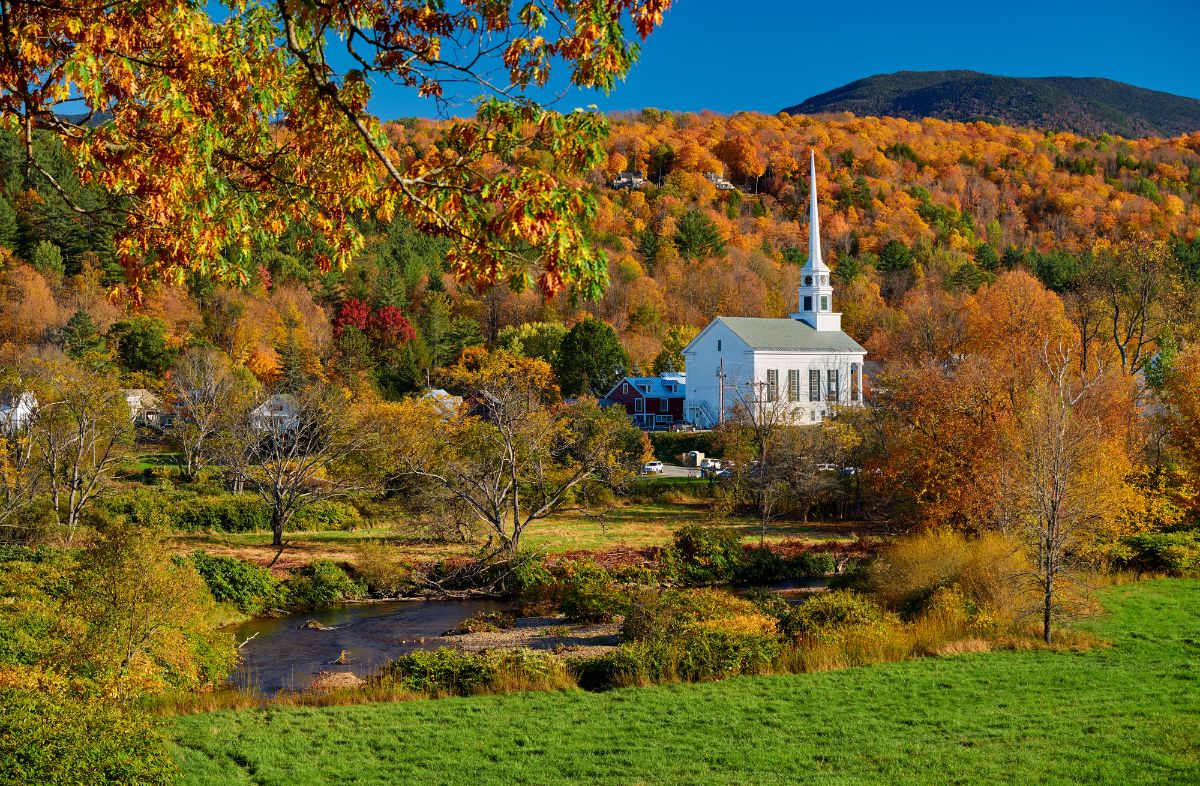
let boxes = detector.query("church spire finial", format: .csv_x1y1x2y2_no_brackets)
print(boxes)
807,150,826,271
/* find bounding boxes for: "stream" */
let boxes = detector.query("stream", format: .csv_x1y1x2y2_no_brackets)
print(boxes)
232,577,832,694
230,597,503,694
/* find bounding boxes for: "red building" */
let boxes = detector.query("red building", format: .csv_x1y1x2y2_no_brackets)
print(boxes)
602,373,686,430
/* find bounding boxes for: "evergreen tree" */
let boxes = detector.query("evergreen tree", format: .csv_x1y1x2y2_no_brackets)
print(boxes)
107,316,176,375
554,318,629,397
374,265,408,309
275,330,309,393
975,243,1000,271
30,240,65,283
877,239,914,272
61,309,109,366
673,210,725,260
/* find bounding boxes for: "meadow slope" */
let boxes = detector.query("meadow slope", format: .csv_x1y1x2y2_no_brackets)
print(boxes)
172,580,1200,786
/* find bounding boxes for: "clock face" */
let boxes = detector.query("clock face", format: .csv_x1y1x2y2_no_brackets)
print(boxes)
803,275,813,286
820,275,828,286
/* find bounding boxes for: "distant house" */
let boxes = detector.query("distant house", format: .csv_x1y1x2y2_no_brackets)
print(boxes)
704,171,735,191
0,389,37,434
249,393,299,434
611,170,648,190
122,388,173,429
603,373,686,430
421,388,463,418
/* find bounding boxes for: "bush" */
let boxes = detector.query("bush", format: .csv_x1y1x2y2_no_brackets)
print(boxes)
658,525,744,585
783,590,893,643
352,542,413,597
292,501,362,531
0,688,175,786
175,496,269,533
453,610,517,634
586,590,780,687
382,648,570,696
648,431,722,462
1122,531,1200,575
285,560,366,607
187,552,287,615
733,546,786,584
870,530,1028,621
786,550,836,578
551,559,630,623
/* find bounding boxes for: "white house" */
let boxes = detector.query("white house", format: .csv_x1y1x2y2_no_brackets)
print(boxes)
682,151,866,428
0,389,37,434
249,393,300,434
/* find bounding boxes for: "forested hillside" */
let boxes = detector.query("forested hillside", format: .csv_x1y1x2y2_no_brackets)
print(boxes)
782,71,1200,138
4,110,1200,382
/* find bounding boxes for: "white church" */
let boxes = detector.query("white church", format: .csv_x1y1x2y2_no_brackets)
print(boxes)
682,151,866,427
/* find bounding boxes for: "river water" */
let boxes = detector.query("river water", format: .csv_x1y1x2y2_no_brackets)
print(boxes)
230,597,503,694
232,578,831,694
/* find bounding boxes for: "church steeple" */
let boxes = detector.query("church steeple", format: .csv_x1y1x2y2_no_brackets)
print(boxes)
806,150,828,272
791,150,842,332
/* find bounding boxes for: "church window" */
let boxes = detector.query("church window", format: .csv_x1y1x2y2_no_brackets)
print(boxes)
827,369,839,400
820,295,829,311
787,369,799,402
766,369,778,402
803,296,813,311
809,369,821,402
851,365,860,402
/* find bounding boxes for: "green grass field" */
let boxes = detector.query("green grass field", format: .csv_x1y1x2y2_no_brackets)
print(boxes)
171,579,1200,785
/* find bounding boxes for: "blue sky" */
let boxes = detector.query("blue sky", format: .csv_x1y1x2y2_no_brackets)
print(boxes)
364,0,1200,119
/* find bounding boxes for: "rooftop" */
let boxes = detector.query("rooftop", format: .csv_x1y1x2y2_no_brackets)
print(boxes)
714,317,865,353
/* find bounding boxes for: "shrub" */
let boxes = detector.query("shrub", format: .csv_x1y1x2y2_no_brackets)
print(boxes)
870,530,1028,621
292,501,362,531
187,552,287,615
175,496,269,533
0,688,175,786
1122,531,1200,575
658,525,744,585
783,590,892,643
744,587,791,622
382,648,571,696
648,431,722,462
587,589,780,687
352,542,412,597
285,560,366,607
733,546,786,584
453,610,517,634
551,559,630,623
786,550,836,578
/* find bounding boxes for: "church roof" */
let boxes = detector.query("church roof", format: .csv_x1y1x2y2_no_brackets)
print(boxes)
716,317,865,353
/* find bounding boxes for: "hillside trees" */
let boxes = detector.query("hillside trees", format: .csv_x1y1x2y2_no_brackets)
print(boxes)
32,364,133,541
370,365,646,561
220,386,372,548
170,347,252,479
555,318,630,397
0,0,673,298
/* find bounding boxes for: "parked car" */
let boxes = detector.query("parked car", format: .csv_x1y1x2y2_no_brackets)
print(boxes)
642,460,665,474
700,458,720,470
714,468,734,479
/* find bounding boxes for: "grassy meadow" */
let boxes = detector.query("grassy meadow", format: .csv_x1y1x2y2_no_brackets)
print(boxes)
169,496,866,571
170,579,1200,785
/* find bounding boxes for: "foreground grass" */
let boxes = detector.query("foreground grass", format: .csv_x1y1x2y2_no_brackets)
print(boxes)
172,580,1200,785
170,500,863,570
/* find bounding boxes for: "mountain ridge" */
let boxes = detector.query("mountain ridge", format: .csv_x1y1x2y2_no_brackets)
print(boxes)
781,71,1200,138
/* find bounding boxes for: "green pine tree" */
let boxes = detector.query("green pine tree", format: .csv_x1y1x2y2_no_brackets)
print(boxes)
0,197,17,251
